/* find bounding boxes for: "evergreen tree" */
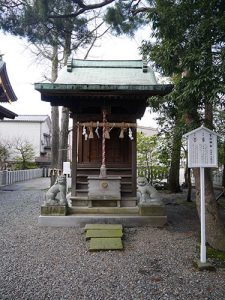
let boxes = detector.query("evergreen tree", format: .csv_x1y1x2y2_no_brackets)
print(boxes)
0,0,113,177
141,0,225,250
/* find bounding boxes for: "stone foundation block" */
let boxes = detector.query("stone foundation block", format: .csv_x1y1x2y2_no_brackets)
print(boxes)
139,205,166,216
193,260,216,271
41,205,67,216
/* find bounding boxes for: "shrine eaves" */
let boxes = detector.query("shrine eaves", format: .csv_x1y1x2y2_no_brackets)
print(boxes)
35,59,173,120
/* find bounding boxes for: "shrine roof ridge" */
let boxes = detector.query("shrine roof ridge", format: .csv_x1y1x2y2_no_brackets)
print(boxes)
68,59,145,69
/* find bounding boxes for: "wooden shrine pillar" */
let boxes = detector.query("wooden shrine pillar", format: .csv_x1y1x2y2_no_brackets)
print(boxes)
71,115,78,197
132,127,137,197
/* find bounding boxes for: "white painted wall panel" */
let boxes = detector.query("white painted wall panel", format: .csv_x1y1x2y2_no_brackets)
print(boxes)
0,121,41,158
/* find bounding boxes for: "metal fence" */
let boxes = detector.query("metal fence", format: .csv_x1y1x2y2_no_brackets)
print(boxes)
0,168,43,186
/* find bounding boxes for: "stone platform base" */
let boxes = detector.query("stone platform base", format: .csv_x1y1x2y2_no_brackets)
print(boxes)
38,214,167,227
41,205,67,216
139,205,166,216
193,260,216,271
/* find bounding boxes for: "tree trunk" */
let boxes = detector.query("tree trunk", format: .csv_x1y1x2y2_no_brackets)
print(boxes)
58,106,70,169
184,99,225,250
183,150,192,201
222,164,225,187
51,106,59,168
186,168,192,202
222,140,225,187
168,122,182,192
57,32,71,170
193,168,225,250
50,45,59,186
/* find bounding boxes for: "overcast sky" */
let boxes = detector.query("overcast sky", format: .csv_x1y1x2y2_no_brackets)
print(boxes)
0,30,158,127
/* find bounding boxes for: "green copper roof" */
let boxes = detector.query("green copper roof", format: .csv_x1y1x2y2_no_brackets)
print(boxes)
68,59,143,68
55,59,157,86
35,59,173,97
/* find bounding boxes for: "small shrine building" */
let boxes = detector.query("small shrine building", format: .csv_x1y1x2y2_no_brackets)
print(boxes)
35,59,172,224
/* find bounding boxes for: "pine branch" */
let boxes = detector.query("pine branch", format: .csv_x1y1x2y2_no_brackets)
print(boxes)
48,0,115,19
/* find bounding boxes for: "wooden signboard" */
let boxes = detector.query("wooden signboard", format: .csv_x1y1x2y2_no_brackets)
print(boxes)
184,126,219,168
184,126,221,265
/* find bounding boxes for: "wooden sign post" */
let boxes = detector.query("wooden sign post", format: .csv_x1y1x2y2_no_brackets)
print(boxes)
184,126,220,266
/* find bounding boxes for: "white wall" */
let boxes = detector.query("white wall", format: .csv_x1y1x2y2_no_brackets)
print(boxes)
0,121,41,159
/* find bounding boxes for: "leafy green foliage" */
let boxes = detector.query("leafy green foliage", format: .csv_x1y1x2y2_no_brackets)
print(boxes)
105,1,147,36
141,0,225,124
139,1,225,192
0,1,94,49
137,132,169,184
13,139,36,170
0,141,11,169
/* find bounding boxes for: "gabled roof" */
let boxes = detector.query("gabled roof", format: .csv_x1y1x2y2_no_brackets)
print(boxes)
0,58,17,103
1,114,51,126
35,59,173,94
35,59,173,120
56,59,158,86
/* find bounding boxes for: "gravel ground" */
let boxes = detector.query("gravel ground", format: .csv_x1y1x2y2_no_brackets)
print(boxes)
1,186,225,300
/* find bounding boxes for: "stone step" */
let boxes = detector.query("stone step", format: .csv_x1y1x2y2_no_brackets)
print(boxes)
84,224,123,231
69,206,138,215
86,229,123,239
89,237,123,251
38,215,167,227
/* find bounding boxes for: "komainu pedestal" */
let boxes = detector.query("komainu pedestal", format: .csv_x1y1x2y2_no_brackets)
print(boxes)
137,177,167,225
41,175,68,216
41,205,67,216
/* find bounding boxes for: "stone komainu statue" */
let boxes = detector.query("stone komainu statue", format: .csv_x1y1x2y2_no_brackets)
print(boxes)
137,177,162,205
45,175,67,206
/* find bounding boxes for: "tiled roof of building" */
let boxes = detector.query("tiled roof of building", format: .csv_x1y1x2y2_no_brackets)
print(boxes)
55,59,157,86
35,59,173,110
3,115,50,122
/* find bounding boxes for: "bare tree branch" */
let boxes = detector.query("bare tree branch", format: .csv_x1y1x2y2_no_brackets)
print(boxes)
131,7,151,15
48,0,115,19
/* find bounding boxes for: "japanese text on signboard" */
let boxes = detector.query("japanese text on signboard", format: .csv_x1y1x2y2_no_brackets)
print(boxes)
187,129,217,168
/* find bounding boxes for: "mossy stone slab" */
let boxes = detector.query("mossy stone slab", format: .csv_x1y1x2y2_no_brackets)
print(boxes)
193,260,216,271
84,224,123,231
89,238,123,251
86,229,123,239
139,205,166,216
